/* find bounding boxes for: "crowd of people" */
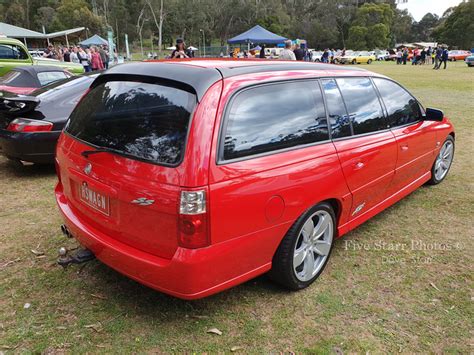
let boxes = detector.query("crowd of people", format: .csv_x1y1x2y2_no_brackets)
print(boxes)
42,44,113,72
395,45,450,69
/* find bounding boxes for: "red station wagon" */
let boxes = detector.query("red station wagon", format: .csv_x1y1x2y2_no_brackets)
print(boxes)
55,60,455,299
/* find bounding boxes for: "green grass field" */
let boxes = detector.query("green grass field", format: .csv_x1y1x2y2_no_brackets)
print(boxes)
0,60,473,353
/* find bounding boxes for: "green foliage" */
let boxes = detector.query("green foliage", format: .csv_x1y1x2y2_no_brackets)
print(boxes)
348,3,393,49
433,0,474,49
348,25,368,50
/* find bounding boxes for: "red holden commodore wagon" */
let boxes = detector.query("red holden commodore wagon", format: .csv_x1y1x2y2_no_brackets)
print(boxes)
55,60,455,299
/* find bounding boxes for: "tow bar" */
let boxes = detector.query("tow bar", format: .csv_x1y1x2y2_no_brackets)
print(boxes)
57,225,95,268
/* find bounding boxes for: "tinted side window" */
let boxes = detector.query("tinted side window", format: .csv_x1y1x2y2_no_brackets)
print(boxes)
336,78,387,135
321,79,351,139
0,44,28,60
373,78,422,127
222,81,329,161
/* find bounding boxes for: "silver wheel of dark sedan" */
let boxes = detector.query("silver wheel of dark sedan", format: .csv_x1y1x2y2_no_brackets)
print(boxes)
293,210,333,282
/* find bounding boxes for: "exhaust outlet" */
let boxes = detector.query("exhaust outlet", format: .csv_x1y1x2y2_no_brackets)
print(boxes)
60,224,72,238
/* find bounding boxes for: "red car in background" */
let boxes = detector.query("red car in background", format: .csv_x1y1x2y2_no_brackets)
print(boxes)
0,66,73,95
448,50,472,61
55,60,455,299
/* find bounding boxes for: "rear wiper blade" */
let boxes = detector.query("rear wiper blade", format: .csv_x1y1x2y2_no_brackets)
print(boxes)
81,147,117,158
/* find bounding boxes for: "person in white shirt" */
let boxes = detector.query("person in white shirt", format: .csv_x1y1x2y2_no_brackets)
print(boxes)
69,46,80,64
279,40,296,61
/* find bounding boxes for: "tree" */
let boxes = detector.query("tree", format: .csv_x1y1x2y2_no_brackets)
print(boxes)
348,2,394,49
433,0,474,49
412,13,440,41
348,25,368,49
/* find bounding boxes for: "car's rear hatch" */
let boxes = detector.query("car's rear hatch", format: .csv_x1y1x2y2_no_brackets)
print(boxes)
56,73,200,259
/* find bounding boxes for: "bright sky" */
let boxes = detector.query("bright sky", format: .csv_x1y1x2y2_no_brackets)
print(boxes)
397,0,463,21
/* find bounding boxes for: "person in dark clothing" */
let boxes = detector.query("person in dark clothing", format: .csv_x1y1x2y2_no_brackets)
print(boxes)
293,44,305,61
63,47,70,62
440,46,449,69
171,38,191,59
321,49,329,63
259,45,266,59
99,45,108,69
402,48,408,65
434,47,443,69
420,49,426,65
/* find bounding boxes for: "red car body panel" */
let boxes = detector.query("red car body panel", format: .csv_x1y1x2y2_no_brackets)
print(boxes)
0,85,36,95
55,59,455,299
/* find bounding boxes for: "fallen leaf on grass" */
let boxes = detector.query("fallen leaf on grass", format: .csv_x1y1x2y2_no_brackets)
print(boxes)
230,346,243,352
207,328,222,335
90,293,108,300
30,249,44,256
23,303,31,309
56,326,67,330
0,258,21,268
84,323,102,332
430,282,440,291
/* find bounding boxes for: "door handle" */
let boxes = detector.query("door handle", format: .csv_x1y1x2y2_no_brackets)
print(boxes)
401,144,409,151
354,161,365,170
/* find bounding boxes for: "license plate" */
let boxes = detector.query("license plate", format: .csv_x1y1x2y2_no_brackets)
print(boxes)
79,182,110,216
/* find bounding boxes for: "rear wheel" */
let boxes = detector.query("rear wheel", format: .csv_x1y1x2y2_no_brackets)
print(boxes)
269,202,336,290
352,59,357,65
428,136,454,185
367,59,372,64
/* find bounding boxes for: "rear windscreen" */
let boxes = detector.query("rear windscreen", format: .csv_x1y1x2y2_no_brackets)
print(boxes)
66,80,196,166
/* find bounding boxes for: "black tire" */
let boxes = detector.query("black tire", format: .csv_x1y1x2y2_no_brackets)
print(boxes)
352,59,357,65
269,202,336,290
367,59,372,64
427,135,455,185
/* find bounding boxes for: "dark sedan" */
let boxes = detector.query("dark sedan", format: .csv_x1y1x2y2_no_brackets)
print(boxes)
0,72,99,164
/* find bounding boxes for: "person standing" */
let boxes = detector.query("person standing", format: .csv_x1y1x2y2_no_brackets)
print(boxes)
78,47,91,72
402,47,408,65
420,48,426,65
321,49,329,63
171,38,190,59
433,46,442,69
426,46,432,64
63,47,70,62
90,47,104,71
293,44,304,61
396,49,402,64
70,47,79,64
259,45,266,59
279,40,296,60
440,46,449,69
99,45,108,69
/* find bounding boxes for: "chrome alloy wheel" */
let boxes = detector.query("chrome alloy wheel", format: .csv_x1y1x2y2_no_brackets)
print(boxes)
434,140,454,181
293,210,334,282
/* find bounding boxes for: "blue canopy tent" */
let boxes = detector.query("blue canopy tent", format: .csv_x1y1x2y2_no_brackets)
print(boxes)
227,25,287,50
79,34,108,47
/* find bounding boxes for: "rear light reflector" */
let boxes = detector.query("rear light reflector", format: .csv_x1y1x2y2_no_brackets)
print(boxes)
7,118,53,132
178,190,209,249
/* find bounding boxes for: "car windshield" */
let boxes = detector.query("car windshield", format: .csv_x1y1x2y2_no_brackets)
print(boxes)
66,80,197,166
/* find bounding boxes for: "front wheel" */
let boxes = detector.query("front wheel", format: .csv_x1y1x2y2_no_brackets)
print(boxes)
269,202,336,290
367,59,372,64
352,59,357,65
428,136,454,185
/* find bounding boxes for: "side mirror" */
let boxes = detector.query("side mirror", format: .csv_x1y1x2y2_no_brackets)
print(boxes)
425,107,444,121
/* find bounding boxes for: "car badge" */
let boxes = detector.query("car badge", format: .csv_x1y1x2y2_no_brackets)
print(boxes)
131,197,155,206
84,163,92,175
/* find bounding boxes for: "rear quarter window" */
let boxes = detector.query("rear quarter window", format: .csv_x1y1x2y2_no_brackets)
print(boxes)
66,80,196,166
221,80,329,161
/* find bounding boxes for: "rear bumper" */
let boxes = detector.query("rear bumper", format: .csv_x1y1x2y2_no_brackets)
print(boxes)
55,183,274,300
0,129,60,163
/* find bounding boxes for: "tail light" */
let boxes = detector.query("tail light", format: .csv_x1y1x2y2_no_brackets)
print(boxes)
7,118,53,132
178,190,209,249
